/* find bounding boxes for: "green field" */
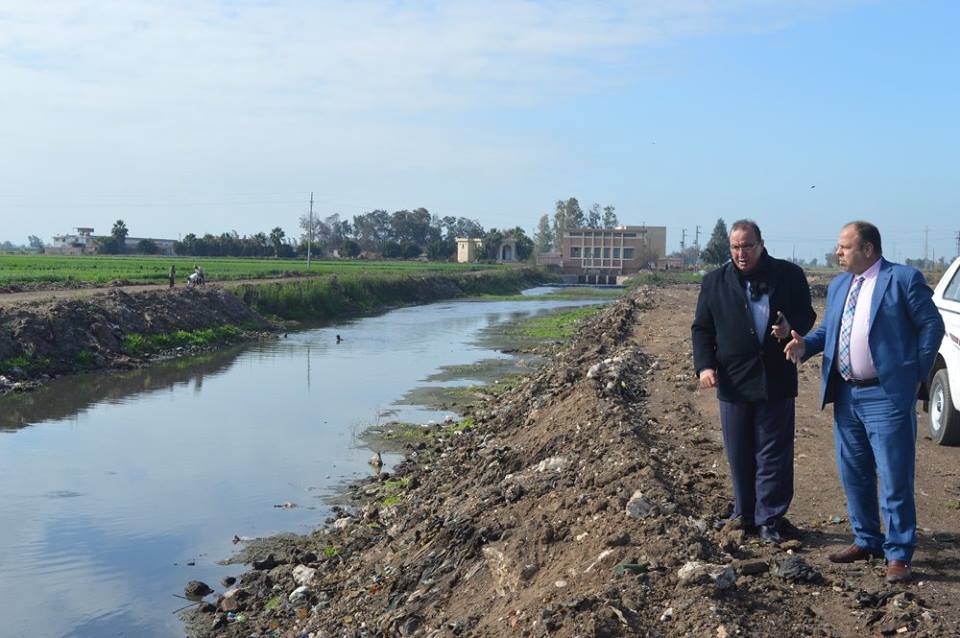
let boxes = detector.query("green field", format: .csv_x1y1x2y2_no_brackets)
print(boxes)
0,254,502,285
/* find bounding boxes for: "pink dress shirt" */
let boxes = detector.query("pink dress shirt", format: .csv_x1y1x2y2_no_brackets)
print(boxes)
843,259,881,380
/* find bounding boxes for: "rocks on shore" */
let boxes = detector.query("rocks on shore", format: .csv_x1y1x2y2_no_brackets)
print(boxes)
180,287,951,638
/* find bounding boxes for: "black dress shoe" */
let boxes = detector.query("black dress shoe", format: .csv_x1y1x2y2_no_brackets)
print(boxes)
777,517,803,539
759,525,781,544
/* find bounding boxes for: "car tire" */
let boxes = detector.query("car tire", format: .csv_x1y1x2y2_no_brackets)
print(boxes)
930,369,960,446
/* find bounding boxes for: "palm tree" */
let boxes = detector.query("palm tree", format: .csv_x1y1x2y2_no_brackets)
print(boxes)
269,227,286,258
109,219,129,254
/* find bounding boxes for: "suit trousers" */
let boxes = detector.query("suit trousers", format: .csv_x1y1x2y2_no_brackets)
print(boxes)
719,397,795,528
833,381,917,562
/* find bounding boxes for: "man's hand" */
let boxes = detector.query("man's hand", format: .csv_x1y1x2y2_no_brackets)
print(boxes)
771,311,791,340
699,368,717,388
783,330,806,364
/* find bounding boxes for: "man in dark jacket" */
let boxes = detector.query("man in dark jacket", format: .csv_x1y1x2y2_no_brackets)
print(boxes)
692,220,816,543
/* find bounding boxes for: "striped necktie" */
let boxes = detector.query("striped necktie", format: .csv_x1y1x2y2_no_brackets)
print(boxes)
837,275,865,380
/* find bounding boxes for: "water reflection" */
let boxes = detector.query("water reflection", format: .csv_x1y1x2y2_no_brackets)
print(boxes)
0,346,245,431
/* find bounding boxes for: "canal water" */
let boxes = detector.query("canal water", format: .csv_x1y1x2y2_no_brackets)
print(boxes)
0,289,602,638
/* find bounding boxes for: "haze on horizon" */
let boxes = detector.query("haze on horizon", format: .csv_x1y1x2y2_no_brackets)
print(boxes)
1,1,957,262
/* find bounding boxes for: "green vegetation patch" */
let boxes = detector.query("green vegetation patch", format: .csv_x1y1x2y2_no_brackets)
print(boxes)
74,350,96,370
507,305,605,340
233,267,550,321
364,417,478,451
626,270,704,287
0,354,51,376
122,324,245,356
264,595,283,612
423,358,526,383
396,385,489,412
380,476,413,506
383,477,412,492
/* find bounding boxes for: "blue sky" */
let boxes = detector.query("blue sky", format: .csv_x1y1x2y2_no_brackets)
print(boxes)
0,0,956,261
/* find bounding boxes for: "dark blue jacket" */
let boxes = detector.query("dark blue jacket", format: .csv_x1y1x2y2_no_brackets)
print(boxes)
692,253,816,402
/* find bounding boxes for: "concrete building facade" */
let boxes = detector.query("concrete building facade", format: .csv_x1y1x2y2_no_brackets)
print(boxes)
455,237,483,263
455,237,519,264
538,225,667,284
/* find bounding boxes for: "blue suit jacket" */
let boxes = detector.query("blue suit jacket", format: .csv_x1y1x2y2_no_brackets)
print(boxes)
803,258,944,416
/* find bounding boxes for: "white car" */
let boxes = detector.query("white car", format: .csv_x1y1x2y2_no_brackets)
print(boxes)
927,256,960,445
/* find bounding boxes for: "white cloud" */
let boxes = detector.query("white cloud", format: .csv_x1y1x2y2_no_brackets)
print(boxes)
0,0,874,240
1,0,866,118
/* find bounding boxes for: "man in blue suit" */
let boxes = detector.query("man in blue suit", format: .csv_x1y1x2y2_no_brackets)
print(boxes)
784,221,944,583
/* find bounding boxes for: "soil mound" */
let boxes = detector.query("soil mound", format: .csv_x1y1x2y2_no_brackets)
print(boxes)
0,287,271,390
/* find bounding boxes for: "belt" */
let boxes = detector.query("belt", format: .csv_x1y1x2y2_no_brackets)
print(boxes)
845,377,880,388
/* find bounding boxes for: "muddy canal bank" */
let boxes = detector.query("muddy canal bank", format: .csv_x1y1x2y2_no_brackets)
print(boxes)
183,284,958,638
0,268,551,394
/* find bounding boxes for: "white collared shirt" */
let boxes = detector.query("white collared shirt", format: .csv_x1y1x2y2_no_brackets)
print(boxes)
844,259,881,380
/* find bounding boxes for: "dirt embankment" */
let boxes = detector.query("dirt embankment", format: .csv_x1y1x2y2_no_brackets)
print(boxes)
180,284,959,638
0,287,272,393
0,268,551,394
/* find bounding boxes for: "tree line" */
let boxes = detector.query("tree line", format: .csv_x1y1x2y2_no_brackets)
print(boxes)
93,211,534,261
296,208,532,261
0,235,44,253
532,198,619,254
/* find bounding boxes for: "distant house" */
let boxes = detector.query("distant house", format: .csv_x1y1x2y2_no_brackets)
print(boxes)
49,227,96,255
537,225,667,284
121,236,177,255
48,228,177,256
455,238,483,263
455,237,519,264
656,256,684,270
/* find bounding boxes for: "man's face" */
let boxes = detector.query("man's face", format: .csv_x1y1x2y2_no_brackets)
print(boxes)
729,227,763,273
836,226,875,274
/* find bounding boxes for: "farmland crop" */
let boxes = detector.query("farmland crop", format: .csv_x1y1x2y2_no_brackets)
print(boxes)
0,254,501,286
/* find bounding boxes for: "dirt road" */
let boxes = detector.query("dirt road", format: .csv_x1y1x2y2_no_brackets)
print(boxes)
645,284,960,634
0,277,311,307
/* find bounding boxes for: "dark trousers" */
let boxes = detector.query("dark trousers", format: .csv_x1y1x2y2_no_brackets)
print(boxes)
719,397,795,527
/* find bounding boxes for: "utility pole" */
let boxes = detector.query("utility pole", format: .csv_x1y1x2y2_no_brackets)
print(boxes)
955,230,960,259
923,225,929,267
306,192,314,268
680,228,687,267
694,225,702,264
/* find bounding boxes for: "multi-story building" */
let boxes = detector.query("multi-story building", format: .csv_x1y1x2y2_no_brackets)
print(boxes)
48,228,177,256
538,225,667,284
